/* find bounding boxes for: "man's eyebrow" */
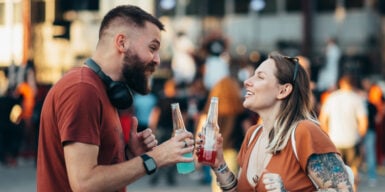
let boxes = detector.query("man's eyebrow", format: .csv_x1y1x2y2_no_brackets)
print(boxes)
152,39,160,46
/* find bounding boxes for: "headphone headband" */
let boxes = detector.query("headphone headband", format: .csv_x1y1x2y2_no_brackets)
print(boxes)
85,58,113,85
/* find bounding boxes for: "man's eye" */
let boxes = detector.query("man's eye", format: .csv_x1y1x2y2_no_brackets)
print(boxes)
150,46,158,51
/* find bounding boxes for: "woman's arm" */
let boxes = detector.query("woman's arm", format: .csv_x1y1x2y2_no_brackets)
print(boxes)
307,153,353,192
196,132,238,191
213,162,238,192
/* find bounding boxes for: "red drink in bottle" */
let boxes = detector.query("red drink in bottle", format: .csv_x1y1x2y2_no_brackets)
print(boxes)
197,149,217,165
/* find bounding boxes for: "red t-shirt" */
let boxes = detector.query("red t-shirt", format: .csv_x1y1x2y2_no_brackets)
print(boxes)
37,67,126,192
237,120,338,191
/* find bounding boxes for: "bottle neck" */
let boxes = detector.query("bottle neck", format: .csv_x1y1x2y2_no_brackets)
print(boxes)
206,99,218,125
171,103,186,131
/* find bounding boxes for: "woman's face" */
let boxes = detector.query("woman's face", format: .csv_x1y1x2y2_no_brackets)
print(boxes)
243,58,281,112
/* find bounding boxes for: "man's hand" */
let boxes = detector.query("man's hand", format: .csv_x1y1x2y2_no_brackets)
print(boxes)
126,116,158,158
147,131,195,168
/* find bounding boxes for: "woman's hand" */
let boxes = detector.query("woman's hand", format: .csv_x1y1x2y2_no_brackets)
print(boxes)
262,172,286,192
195,132,225,169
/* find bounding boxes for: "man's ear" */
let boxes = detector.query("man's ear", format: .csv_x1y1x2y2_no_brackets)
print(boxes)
277,83,293,99
115,34,127,53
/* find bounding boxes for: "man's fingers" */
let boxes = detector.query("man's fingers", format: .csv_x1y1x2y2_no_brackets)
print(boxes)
130,116,138,134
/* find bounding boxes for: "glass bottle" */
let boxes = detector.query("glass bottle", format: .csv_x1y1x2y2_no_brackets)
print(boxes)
197,97,219,166
171,102,195,174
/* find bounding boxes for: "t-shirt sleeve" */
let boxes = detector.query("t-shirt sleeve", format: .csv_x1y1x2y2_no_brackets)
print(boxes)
56,83,102,145
295,120,339,171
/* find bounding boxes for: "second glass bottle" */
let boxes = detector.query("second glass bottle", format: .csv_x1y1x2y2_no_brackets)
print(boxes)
171,102,195,174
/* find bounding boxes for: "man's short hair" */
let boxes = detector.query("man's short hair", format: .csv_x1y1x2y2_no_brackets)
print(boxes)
99,5,164,39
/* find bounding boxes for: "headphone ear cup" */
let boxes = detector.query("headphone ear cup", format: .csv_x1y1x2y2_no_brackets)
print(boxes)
108,82,133,109
85,58,133,109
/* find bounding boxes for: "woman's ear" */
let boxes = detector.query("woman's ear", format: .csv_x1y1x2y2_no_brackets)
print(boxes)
277,83,293,99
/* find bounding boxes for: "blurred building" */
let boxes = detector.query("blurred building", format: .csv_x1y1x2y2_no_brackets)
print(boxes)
0,0,383,85
0,0,154,84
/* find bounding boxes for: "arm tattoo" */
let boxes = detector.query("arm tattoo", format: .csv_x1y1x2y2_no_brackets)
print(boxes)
307,153,353,191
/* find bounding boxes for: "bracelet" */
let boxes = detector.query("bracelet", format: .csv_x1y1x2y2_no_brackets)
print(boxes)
216,169,234,184
214,163,228,174
219,171,235,183
218,172,236,189
220,174,238,191
221,180,237,191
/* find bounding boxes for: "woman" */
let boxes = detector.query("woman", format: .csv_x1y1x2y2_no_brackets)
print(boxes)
196,51,352,191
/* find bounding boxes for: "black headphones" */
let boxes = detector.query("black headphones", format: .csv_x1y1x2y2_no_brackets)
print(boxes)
85,58,133,109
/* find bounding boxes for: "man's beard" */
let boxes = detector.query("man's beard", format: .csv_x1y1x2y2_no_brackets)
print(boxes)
122,49,156,95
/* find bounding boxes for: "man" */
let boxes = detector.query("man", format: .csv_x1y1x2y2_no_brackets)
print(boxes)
37,5,194,192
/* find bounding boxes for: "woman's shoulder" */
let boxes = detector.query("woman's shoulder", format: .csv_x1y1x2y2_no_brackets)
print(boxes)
295,119,324,135
295,120,332,146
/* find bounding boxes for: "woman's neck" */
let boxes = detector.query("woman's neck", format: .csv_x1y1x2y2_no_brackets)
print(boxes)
258,104,280,133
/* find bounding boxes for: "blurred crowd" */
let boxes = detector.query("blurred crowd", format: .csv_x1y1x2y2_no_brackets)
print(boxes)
1,30,385,190
0,61,41,167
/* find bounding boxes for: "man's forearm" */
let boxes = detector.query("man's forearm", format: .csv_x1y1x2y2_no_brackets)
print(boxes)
69,156,147,192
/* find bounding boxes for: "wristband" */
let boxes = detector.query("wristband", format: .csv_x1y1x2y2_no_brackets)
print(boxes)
215,163,228,174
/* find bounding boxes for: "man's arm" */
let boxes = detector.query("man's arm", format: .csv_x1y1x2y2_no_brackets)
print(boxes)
64,131,194,192
64,142,145,192
357,115,368,137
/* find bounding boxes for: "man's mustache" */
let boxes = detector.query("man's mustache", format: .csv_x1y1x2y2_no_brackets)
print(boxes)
146,62,157,73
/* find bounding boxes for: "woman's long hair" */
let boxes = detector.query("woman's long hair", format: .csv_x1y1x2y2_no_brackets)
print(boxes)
266,51,317,154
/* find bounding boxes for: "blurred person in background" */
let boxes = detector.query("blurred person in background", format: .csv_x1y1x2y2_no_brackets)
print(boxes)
197,51,352,191
37,5,195,191
362,76,385,167
201,32,230,91
0,70,23,167
319,74,368,189
360,76,380,186
171,31,197,88
317,37,341,93
132,89,158,132
14,68,36,159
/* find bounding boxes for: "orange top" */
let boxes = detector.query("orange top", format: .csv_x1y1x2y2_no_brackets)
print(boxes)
17,82,35,118
368,84,383,113
237,120,338,191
